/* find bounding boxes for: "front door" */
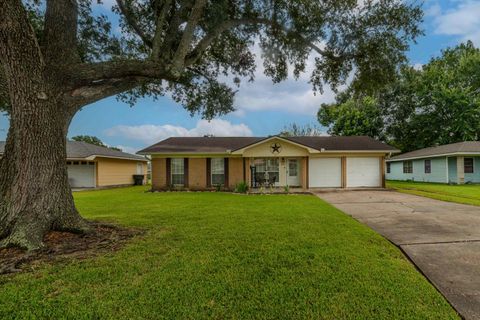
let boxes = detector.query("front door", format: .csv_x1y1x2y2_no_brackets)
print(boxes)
286,159,301,186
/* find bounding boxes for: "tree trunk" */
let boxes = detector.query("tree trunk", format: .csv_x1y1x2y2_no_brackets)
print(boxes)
0,97,90,250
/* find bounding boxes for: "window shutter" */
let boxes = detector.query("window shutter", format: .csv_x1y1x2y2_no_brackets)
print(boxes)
184,158,189,187
206,158,211,187
224,158,229,187
166,158,171,186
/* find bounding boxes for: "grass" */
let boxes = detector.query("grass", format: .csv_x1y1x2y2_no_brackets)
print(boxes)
387,180,480,206
0,187,458,319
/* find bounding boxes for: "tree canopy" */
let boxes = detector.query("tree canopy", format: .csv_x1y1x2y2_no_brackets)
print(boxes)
318,95,385,140
317,41,480,152
1,0,422,117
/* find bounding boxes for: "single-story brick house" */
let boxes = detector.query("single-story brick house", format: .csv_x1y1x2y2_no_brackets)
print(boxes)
138,135,398,190
386,141,480,184
0,140,148,188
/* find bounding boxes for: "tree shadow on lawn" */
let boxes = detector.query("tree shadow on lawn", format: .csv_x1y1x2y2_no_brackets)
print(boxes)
0,222,144,275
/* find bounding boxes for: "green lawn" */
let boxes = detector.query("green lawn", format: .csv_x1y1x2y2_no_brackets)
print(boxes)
388,180,480,206
0,187,457,319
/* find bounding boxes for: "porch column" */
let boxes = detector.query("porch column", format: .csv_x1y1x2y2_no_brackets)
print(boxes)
244,158,252,186
301,157,308,190
457,156,465,184
380,156,386,188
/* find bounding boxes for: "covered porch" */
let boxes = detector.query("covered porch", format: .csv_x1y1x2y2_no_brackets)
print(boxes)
244,157,308,189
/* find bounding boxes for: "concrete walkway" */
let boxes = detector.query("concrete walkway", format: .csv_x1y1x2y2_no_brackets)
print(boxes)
316,190,480,320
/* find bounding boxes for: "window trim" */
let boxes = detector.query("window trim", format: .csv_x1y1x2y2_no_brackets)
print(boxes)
464,157,474,174
424,159,431,174
403,160,413,174
170,158,185,186
386,162,391,174
210,158,225,186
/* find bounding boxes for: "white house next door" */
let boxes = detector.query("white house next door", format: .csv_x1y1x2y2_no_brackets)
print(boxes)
286,159,301,186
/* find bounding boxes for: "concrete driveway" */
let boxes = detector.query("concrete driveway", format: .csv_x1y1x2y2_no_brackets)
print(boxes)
316,190,480,320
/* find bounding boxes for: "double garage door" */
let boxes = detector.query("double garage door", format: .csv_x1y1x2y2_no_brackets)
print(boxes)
309,157,381,188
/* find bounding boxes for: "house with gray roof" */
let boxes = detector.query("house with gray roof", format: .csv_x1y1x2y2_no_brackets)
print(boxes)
386,141,480,184
0,141,148,188
138,135,398,190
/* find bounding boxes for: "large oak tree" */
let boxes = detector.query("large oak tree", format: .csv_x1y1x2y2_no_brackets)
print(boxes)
0,0,422,249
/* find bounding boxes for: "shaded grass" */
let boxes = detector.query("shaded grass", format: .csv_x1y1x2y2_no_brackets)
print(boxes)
0,187,458,319
387,180,480,206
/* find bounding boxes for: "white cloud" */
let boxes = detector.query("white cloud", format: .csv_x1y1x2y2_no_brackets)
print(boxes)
432,0,480,45
114,145,139,155
412,63,423,70
104,119,253,145
231,43,337,116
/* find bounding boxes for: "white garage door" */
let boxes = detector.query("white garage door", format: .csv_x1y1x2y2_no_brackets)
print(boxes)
309,158,341,188
346,157,380,187
67,162,95,188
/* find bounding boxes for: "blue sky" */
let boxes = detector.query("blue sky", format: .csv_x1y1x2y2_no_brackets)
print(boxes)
1,0,480,153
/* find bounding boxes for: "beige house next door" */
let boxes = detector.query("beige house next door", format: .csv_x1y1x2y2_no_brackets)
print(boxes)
286,159,301,186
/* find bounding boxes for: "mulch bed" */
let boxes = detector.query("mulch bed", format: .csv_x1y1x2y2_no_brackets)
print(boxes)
0,223,143,275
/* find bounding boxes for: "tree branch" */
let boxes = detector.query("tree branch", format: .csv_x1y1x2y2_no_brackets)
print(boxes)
184,17,331,66
116,0,153,48
42,0,80,64
170,0,207,73
68,77,144,107
70,60,174,86
151,0,173,60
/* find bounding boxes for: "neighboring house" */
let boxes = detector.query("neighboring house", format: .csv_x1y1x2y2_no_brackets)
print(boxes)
0,141,148,188
386,141,480,184
137,136,398,190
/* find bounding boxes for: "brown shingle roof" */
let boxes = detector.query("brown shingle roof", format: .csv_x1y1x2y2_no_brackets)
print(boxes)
138,136,398,154
388,141,480,161
138,137,263,154
285,136,397,151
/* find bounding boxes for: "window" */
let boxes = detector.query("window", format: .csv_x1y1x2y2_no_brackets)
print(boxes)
386,162,391,174
171,158,184,185
254,158,279,185
465,158,474,174
136,162,143,174
403,160,413,174
211,158,225,185
424,159,431,174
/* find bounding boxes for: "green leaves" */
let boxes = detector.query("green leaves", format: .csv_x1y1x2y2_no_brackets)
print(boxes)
318,96,384,139
321,41,480,152
22,0,422,119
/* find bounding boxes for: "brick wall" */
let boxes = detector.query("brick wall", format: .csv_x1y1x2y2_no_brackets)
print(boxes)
188,158,207,190
151,158,167,190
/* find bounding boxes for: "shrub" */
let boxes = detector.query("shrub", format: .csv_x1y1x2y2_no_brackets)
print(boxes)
284,185,290,193
235,181,249,193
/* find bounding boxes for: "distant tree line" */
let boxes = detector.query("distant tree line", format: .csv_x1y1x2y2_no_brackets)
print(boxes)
71,135,122,152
